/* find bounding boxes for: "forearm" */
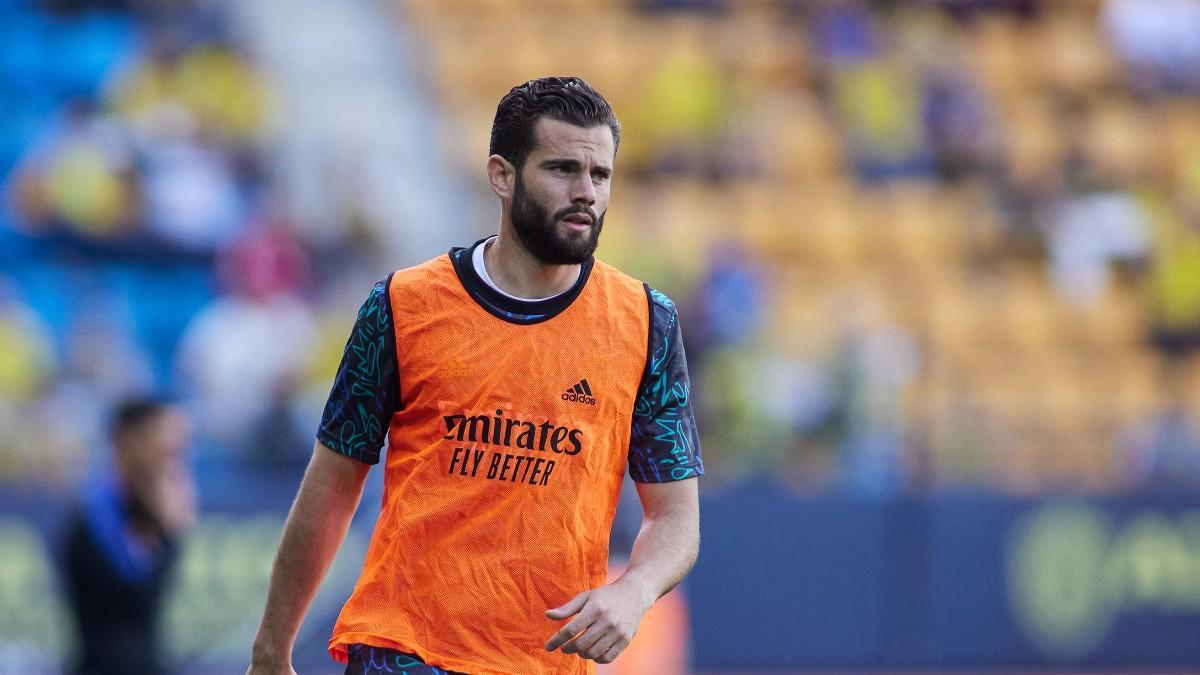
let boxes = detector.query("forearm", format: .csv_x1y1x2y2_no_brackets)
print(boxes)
615,479,700,610
251,443,369,667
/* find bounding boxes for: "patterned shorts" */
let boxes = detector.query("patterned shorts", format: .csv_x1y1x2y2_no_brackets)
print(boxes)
344,644,466,675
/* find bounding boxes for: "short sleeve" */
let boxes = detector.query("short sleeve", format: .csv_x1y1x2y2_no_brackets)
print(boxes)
316,276,400,465
628,286,704,483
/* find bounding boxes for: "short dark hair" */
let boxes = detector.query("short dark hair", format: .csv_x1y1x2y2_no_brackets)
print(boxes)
489,76,621,170
112,397,171,439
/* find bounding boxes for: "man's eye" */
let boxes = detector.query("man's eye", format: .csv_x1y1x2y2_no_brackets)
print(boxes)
552,166,572,174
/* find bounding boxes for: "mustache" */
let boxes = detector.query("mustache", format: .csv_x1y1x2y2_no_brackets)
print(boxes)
553,204,599,224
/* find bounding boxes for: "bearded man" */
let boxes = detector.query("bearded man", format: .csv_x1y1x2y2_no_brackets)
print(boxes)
247,76,703,675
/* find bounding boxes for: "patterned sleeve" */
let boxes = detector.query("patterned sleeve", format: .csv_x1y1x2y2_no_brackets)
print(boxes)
316,276,400,465
628,285,704,483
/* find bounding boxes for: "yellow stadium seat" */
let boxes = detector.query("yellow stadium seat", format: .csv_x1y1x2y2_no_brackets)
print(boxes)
1081,96,1158,183
967,16,1036,97
1032,6,1120,95
1002,94,1066,186
1000,264,1061,350
925,275,985,350
872,182,967,266
748,90,844,181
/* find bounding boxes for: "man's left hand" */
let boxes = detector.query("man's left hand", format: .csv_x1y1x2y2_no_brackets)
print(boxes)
544,579,653,664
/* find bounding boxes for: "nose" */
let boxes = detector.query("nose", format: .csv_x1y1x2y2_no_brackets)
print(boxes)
569,173,596,206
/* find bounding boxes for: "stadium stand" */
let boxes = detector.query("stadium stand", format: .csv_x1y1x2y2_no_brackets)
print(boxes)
397,0,1200,493
3,0,1200,499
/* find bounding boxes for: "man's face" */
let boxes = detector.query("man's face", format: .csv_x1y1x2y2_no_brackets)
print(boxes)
509,118,615,265
117,410,191,482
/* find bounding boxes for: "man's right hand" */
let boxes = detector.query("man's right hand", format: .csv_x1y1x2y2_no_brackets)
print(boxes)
246,648,297,675
245,663,297,675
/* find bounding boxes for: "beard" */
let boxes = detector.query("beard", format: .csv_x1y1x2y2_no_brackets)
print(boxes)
510,172,604,265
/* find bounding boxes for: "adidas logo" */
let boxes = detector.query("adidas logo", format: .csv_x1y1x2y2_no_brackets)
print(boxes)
562,379,597,406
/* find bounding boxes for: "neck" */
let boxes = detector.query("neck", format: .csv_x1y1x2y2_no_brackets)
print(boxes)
484,224,581,299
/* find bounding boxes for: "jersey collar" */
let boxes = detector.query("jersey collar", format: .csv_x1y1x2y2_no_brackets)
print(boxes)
449,237,594,325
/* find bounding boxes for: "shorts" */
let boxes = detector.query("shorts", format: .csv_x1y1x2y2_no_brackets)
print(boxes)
344,644,466,675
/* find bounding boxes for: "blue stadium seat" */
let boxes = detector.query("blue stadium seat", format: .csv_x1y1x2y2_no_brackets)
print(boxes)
47,12,136,96
7,258,75,354
0,10,51,91
99,262,215,385
0,89,55,176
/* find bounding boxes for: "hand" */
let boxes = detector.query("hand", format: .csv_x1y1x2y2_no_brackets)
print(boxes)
245,665,297,675
149,464,197,536
246,652,297,675
544,579,653,664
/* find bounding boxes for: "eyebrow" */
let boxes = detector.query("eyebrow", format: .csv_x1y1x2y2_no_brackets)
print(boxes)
539,158,613,175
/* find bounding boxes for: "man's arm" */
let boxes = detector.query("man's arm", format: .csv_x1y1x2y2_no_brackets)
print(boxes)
544,477,700,664
615,477,701,603
247,441,371,675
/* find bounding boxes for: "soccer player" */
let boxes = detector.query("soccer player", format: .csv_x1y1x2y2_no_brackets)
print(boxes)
246,76,703,675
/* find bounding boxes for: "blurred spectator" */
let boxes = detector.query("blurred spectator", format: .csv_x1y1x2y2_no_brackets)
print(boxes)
1122,406,1200,490
0,279,56,403
177,226,315,455
829,291,919,496
832,58,934,182
111,35,266,145
244,374,316,471
0,280,61,485
699,344,807,477
108,27,267,254
819,3,936,186
1102,0,1200,94
772,358,841,492
1147,216,1200,355
1043,190,1150,306
8,101,136,241
61,289,153,400
60,397,196,675
922,66,1001,182
1121,365,1200,490
689,243,766,353
136,103,245,253
811,0,882,66
624,19,734,177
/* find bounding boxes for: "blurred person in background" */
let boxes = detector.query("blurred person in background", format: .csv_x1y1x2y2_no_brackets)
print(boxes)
8,98,137,244
177,223,316,459
1102,0,1200,94
248,76,703,675
1121,362,1200,491
0,277,63,484
60,397,196,675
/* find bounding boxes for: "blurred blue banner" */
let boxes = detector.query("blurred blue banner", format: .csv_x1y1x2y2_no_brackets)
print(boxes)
691,482,1200,671
7,480,1200,672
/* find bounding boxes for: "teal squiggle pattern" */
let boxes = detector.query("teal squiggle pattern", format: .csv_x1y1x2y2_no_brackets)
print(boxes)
318,277,400,465
629,286,704,483
345,644,462,674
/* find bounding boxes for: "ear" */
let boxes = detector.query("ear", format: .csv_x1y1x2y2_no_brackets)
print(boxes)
487,154,516,201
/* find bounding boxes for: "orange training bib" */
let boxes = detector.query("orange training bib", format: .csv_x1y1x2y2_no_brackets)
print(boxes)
329,252,649,675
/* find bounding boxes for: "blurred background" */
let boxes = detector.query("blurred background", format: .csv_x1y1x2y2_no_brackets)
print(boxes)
3,0,1200,672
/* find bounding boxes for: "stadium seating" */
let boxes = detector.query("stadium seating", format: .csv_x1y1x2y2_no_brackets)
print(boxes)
3,0,1198,494
397,0,1200,493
